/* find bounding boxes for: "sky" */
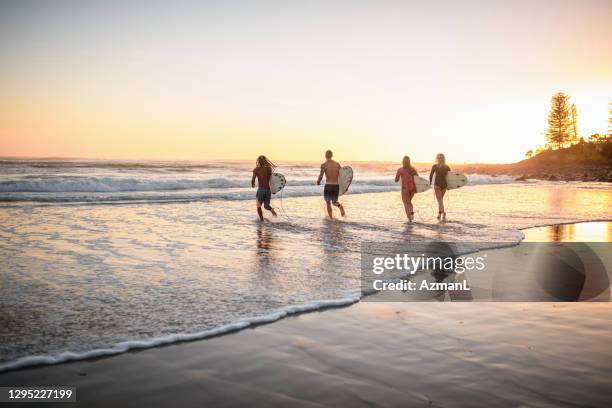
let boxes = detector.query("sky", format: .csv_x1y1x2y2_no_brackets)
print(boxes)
0,0,611,163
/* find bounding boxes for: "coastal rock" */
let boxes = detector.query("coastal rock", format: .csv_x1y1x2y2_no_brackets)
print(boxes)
515,175,527,181
547,175,558,181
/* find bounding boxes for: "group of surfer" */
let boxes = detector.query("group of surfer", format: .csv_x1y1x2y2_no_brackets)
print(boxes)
252,150,450,222
395,153,451,221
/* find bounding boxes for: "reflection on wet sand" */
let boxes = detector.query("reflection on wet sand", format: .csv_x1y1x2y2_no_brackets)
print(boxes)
253,223,277,276
315,219,351,280
256,223,275,251
524,221,612,242
319,218,348,255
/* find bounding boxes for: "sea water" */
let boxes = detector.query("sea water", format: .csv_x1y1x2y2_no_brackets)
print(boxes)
0,159,610,370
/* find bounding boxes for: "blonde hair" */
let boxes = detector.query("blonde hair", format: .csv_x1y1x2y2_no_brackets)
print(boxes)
256,155,276,169
436,153,446,166
402,156,411,170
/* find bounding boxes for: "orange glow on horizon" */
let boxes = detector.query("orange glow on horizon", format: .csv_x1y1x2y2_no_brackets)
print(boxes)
1,1,611,163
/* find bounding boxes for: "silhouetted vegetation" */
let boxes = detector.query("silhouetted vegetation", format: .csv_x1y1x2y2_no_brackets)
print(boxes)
457,94,611,181
546,92,573,149
526,93,611,164
523,138,611,164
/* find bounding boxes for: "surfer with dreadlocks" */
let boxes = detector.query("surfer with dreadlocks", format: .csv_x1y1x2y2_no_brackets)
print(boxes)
252,155,278,221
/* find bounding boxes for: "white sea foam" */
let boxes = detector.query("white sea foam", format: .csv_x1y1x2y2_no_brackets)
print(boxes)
0,296,360,372
0,177,246,192
0,172,519,205
0,174,514,194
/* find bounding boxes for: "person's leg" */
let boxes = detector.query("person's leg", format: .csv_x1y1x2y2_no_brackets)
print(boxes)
333,201,345,217
323,186,333,219
434,186,443,219
440,188,446,220
401,190,410,219
264,204,277,216
255,189,266,221
407,191,414,221
263,190,276,216
330,186,344,217
326,201,333,219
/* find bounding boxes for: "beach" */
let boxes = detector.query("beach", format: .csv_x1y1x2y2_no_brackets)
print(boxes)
1,160,610,368
2,223,612,407
2,1,612,405
1,160,611,407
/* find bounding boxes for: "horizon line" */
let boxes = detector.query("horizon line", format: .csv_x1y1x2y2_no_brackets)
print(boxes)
0,155,514,166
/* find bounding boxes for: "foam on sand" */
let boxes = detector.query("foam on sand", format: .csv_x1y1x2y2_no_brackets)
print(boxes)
0,296,360,372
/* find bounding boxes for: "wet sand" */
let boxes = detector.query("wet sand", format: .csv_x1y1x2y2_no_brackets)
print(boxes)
1,222,611,407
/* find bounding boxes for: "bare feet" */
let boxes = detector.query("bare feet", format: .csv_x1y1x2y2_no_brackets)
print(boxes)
437,211,441,220
339,204,346,217
270,208,277,217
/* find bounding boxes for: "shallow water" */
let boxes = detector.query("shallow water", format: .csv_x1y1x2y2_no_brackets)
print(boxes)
0,160,610,370
0,159,515,204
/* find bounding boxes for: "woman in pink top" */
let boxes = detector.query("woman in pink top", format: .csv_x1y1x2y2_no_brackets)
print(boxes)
395,156,418,222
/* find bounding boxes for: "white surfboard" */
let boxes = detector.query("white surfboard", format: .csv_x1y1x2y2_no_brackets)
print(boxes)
270,173,286,194
446,172,467,190
413,176,431,193
338,166,353,196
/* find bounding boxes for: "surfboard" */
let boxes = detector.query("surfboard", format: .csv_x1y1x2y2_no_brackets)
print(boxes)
270,173,286,194
338,166,353,196
446,172,468,190
413,176,431,193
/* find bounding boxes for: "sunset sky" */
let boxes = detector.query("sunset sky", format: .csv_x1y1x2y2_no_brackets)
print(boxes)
1,0,611,163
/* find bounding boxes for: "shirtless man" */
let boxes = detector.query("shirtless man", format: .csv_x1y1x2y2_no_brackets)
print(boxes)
252,155,277,221
317,150,346,219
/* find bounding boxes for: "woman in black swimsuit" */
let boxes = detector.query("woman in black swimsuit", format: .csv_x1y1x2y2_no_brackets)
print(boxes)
429,153,450,220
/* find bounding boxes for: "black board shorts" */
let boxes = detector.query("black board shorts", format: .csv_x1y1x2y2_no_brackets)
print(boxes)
256,187,271,208
323,184,340,203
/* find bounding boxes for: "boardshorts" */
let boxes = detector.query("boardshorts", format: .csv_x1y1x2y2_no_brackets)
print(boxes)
256,188,271,208
323,184,340,203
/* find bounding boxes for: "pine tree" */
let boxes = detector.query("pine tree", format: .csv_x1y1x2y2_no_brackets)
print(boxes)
569,104,578,145
546,92,572,149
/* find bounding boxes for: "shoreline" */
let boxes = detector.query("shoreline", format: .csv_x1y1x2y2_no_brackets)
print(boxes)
454,162,612,183
1,220,610,377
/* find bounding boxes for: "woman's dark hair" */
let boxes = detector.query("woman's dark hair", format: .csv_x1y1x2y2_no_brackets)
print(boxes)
256,155,276,169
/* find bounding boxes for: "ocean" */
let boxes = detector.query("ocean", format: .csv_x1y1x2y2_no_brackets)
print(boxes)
0,159,610,371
